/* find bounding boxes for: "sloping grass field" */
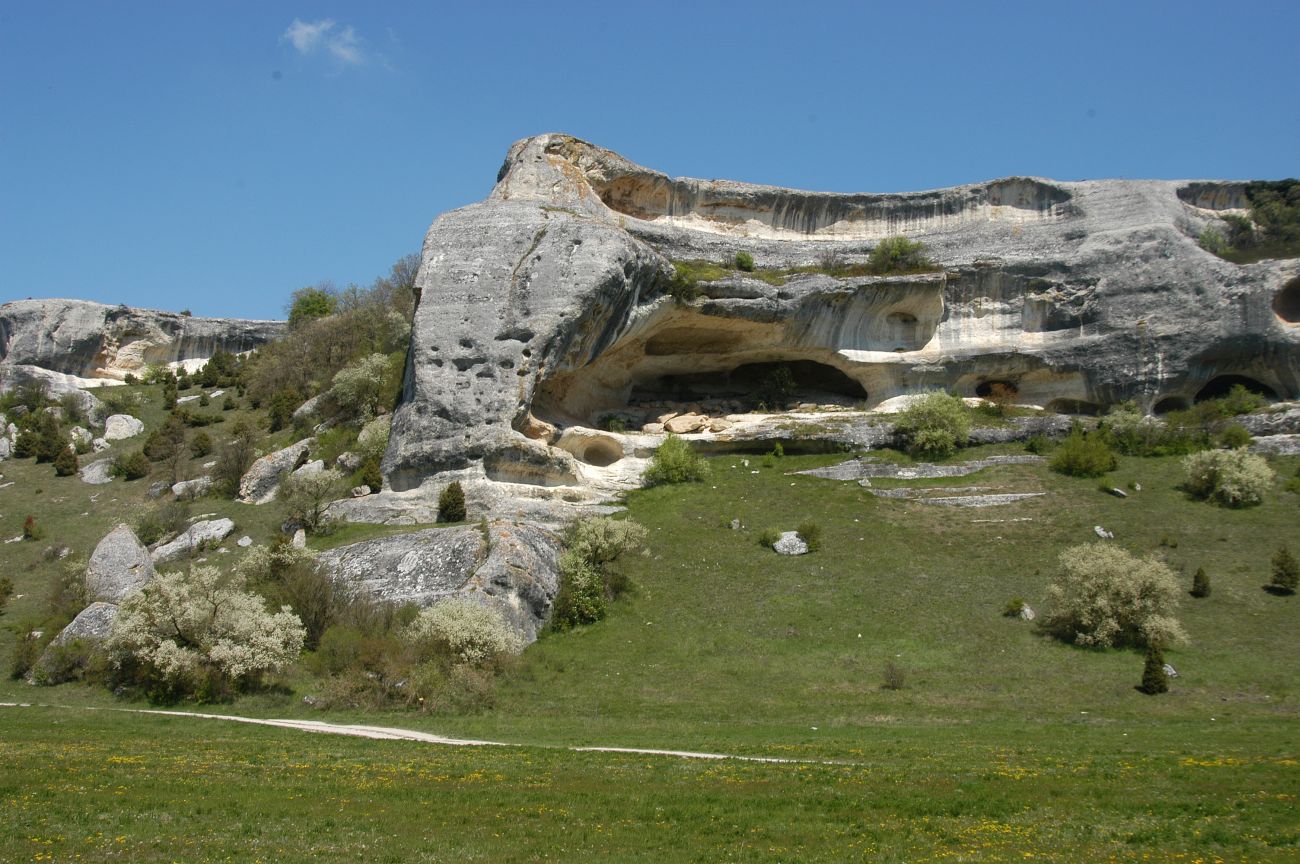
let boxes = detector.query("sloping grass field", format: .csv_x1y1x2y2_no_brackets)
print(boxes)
1,438,1298,860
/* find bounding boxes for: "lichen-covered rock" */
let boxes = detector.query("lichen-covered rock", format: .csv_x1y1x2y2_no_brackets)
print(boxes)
86,524,155,603
69,426,92,447
238,438,314,504
48,601,119,648
103,414,144,441
773,531,808,556
171,476,212,499
150,518,235,564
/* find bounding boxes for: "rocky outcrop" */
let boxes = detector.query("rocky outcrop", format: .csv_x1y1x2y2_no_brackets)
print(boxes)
238,438,314,504
47,601,119,649
381,133,1300,516
102,414,144,441
318,520,561,642
150,518,235,564
0,364,104,423
0,299,284,382
85,524,155,603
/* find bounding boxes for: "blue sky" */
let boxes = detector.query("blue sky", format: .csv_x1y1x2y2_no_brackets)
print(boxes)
2,1,1297,319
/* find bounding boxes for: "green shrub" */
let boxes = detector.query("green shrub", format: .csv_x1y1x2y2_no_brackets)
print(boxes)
894,392,970,458
796,521,821,552
199,391,210,407
134,500,192,547
22,515,42,541
222,394,238,411
212,421,257,498
52,446,78,477
867,236,934,274
355,457,383,493
189,431,213,458
279,469,345,535
1140,643,1169,695
1049,430,1116,477
112,451,152,481
1044,543,1186,648
734,251,755,272
1217,423,1252,449
1190,567,1211,599
1219,384,1263,417
758,528,781,549
881,661,906,690
0,575,12,616
438,481,467,523
549,550,607,631
1182,448,1273,507
643,434,709,486
1270,545,1299,594
1003,597,1027,618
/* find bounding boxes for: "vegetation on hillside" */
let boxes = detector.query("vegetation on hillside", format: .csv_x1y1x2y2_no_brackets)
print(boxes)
1198,178,1300,262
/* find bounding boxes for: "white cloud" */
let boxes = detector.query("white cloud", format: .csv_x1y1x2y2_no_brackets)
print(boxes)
281,18,365,66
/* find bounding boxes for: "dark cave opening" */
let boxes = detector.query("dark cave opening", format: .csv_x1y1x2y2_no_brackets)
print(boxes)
1153,396,1191,414
630,360,867,409
975,380,1019,399
1275,277,1300,324
1194,375,1278,403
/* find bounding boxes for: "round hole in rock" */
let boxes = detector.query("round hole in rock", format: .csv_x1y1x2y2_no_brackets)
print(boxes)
1274,277,1300,324
1194,375,1277,403
975,380,1019,399
577,438,622,467
1153,396,1190,414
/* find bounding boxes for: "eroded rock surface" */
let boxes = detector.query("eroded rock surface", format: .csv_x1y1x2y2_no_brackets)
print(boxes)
0,299,283,381
238,438,314,504
150,518,235,564
382,133,1300,518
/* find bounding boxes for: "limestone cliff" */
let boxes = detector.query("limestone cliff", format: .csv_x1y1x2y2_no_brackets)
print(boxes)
0,298,284,382
382,134,1299,506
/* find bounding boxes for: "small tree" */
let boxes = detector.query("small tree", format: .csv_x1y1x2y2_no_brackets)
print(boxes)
279,468,346,535
1190,567,1211,599
190,431,213,458
112,450,152,481
107,566,305,700
894,392,971,458
1050,430,1116,477
53,445,78,477
734,251,755,272
287,285,338,329
328,353,393,421
1182,448,1273,507
1140,643,1169,694
1270,545,1299,594
404,598,520,668
1044,543,1187,648
438,481,467,523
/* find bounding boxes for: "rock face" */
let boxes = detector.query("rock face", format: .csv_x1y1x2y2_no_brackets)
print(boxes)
48,601,119,648
0,299,284,382
85,524,155,603
79,458,114,485
382,133,1300,513
318,520,561,643
238,438,314,504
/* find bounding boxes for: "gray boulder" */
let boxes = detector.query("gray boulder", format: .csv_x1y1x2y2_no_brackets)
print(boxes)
171,476,212,499
78,458,114,485
238,437,314,504
318,520,561,643
0,364,105,424
91,437,110,452
86,524,155,603
150,518,235,564
773,531,808,556
69,426,92,447
103,414,144,441
49,601,119,648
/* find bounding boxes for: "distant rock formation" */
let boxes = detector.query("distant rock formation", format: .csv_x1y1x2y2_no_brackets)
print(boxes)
381,133,1300,512
0,298,283,383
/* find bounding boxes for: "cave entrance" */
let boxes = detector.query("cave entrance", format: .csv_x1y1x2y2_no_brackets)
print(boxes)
1045,398,1103,416
1194,375,1278,403
630,360,867,411
1153,396,1191,414
975,380,1019,399
1275,277,1300,324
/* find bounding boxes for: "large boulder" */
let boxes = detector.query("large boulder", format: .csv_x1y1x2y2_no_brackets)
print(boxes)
0,364,104,424
318,520,562,643
150,518,235,564
102,414,144,441
48,601,119,648
78,458,114,485
238,437,314,504
85,525,155,603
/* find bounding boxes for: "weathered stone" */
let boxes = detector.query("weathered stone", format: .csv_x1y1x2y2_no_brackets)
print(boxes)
78,458,114,485
382,133,1299,521
351,485,371,498
291,528,306,549
318,520,561,642
103,414,144,441
238,438,314,504
293,459,325,478
292,394,324,423
147,481,171,499
1108,487,1128,498
48,602,119,649
69,426,92,447
0,364,104,423
664,413,707,434
1250,434,1300,455
334,451,364,472
1094,526,1114,540
1019,604,1036,621
86,525,155,603
1163,663,1178,678
236,535,253,547
640,422,664,434
773,531,808,556
0,298,283,382
91,437,110,452
150,518,235,564
171,476,212,499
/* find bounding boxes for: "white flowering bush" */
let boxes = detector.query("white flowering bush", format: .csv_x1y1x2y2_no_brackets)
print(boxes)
1044,543,1187,648
356,415,391,461
328,353,394,421
403,598,520,668
1182,448,1273,507
108,566,305,696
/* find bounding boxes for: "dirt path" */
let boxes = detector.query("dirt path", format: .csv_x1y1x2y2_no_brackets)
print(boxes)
0,702,815,765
